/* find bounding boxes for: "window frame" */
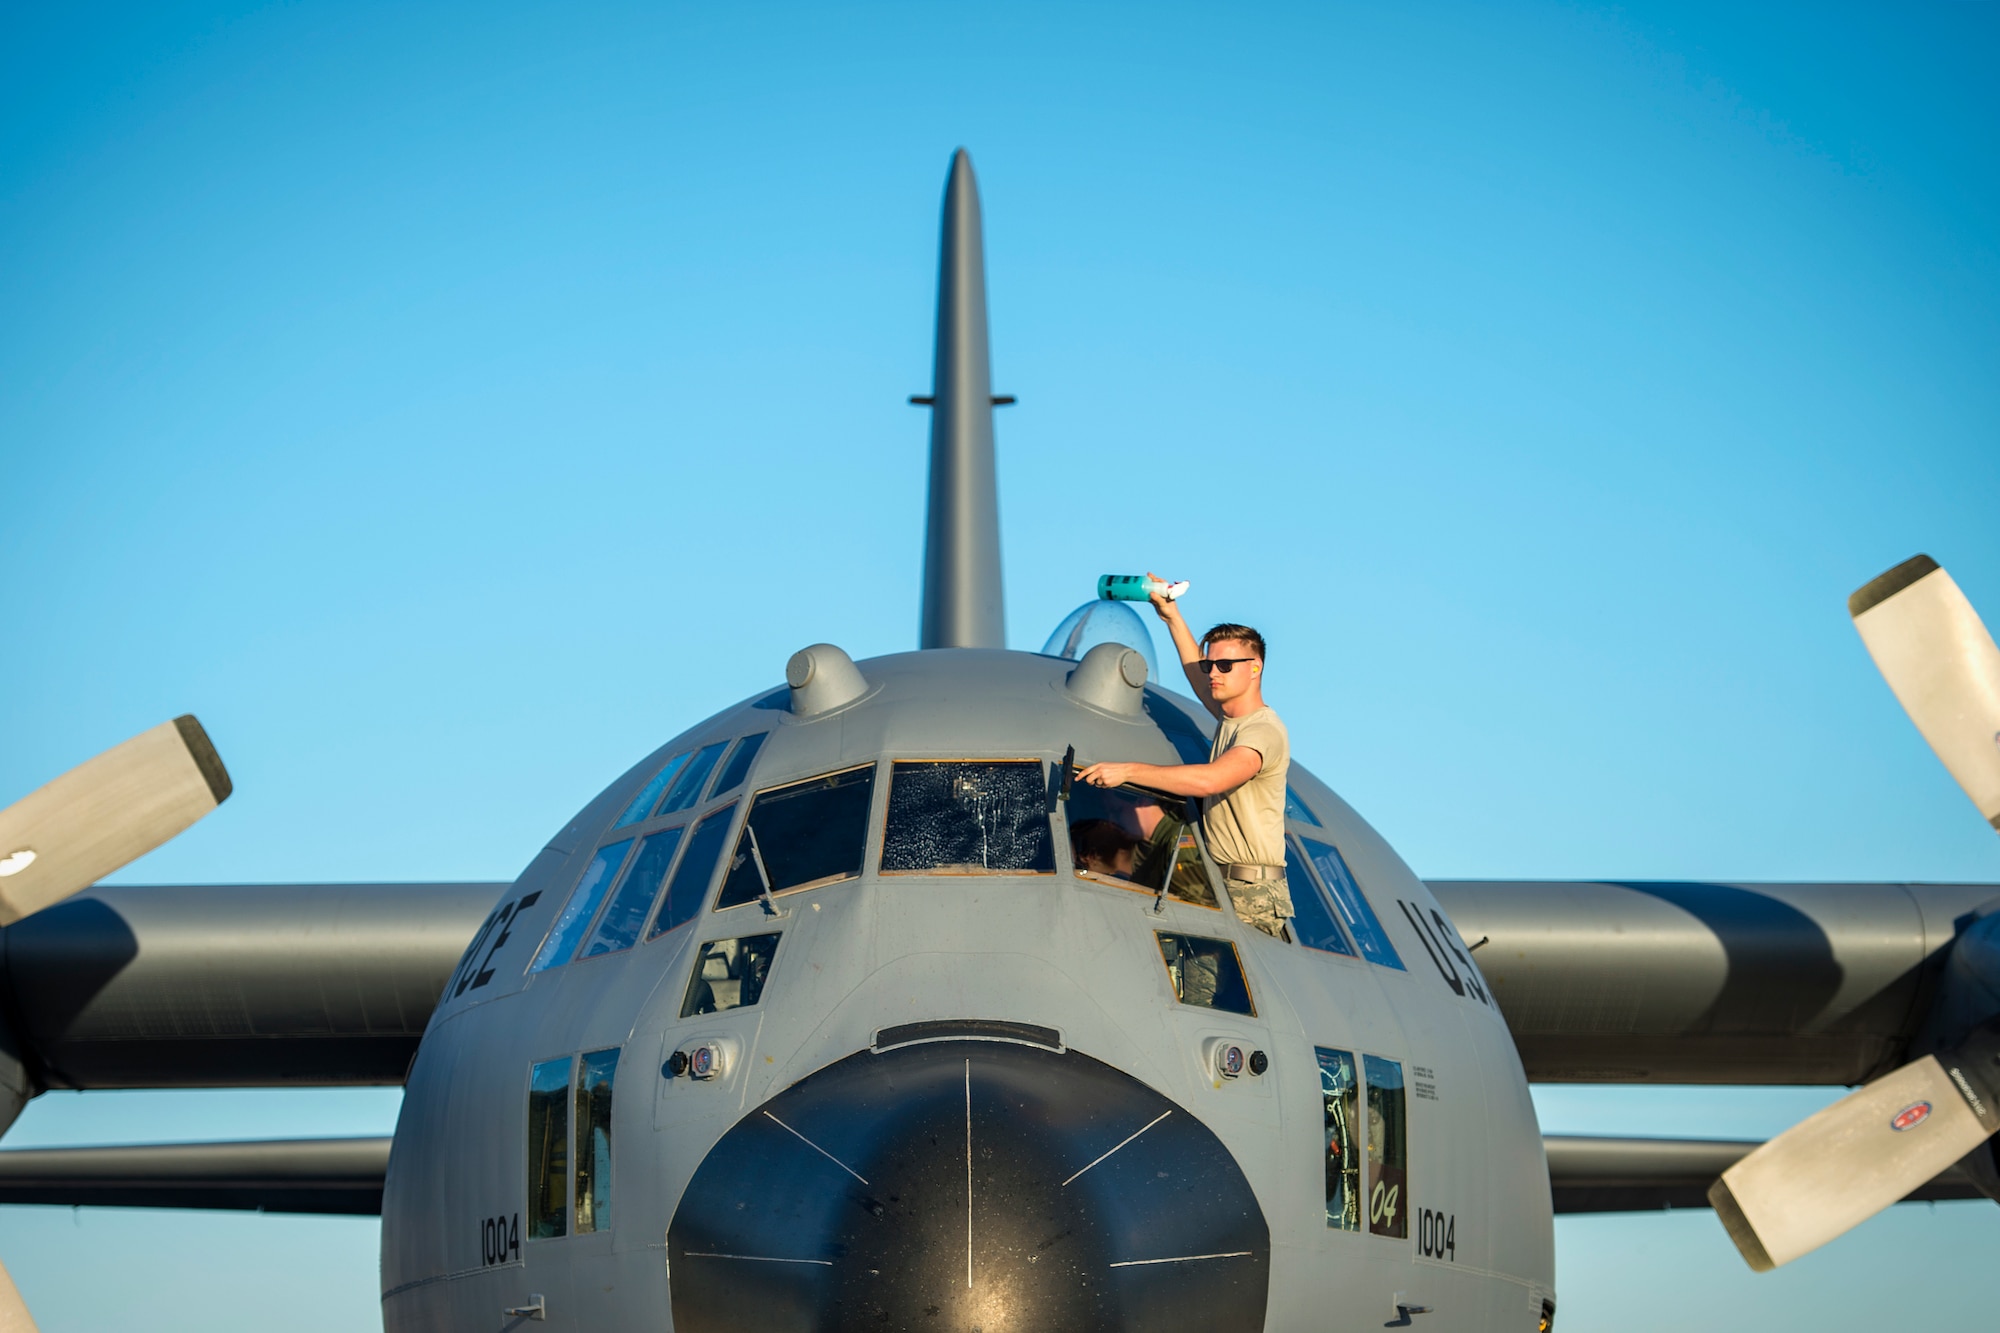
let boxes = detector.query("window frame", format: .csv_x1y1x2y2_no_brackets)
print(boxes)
1284,833,1359,958
1362,1052,1409,1240
525,1055,574,1242
643,801,743,942
1294,835,1405,971
1063,780,1227,910
679,931,784,1018
1152,930,1258,1017
876,758,1059,877
713,763,877,910
573,1047,620,1236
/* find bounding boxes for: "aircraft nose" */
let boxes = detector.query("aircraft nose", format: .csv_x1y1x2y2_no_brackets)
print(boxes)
667,1036,1269,1332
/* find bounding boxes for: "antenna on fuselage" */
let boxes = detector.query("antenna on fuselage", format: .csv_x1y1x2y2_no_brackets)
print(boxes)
913,148,1009,650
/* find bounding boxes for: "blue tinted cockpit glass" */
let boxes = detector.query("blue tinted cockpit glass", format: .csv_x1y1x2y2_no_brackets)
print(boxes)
580,826,685,959
707,733,768,800
612,753,689,829
1283,785,1322,827
1284,836,1355,956
1298,837,1403,970
647,804,737,940
658,742,729,816
532,840,634,972
880,761,1055,874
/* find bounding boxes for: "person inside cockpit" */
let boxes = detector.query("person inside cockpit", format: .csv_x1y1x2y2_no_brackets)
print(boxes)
1069,818,1139,880
1074,576,1293,938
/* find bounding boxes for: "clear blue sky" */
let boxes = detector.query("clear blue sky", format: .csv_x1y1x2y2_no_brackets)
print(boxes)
4,2,1998,1329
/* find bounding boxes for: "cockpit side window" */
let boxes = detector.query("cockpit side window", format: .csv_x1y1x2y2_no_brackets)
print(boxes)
658,741,729,816
530,840,634,972
527,1056,571,1240
579,826,685,959
573,1048,619,1235
880,761,1056,875
646,804,738,941
1063,783,1218,908
1283,785,1323,827
1364,1055,1409,1238
681,933,781,1017
714,765,874,910
1317,1047,1361,1231
613,753,689,829
1297,837,1404,970
1284,835,1355,956
1154,932,1256,1015
706,733,769,800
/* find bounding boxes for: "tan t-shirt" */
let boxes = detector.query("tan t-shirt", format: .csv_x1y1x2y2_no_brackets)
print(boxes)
1200,705,1290,870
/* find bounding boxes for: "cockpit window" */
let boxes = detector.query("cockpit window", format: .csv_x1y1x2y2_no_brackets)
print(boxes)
613,753,689,829
579,826,685,959
681,933,781,1017
715,765,875,910
1154,932,1255,1015
531,840,634,972
527,1056,570,1240
1317,1047,1361,1231
1284,785,1323,827
573,1048,619,1234
880,761,1056,875
1063,783,1218,908
1297,837,1404,970
1364,1055,1409,1238
707,732,769,799
658,740,729,816
646,804,737,940
1284,835,1355,956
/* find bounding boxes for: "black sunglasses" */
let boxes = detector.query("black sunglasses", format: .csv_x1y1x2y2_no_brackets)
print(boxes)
1197,657,1257,674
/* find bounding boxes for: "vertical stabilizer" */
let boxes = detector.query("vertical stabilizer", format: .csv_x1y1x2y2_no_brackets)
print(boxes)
918,149,1005,650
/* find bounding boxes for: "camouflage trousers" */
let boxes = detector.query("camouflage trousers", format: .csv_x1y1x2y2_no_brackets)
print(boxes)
1228,876,1294,939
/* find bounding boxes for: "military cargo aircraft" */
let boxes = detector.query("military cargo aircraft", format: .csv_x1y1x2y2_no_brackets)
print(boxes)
0,150,1996,1331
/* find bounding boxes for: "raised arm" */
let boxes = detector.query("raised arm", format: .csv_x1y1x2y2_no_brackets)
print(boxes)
1147,573,1218,718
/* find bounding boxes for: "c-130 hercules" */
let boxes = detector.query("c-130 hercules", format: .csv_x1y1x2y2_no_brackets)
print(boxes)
2,150,1998,1332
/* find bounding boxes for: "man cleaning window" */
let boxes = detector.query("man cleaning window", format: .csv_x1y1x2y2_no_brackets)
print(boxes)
1075,575,1292,937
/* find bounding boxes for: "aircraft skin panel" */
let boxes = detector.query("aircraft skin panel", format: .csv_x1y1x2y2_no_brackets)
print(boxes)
1430,879,2000,1084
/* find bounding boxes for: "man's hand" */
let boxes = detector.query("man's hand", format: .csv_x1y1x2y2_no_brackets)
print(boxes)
1075,761,1139,789
1145,570,1187,626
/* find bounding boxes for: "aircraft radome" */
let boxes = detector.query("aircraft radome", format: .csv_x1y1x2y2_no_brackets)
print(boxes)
0,150,1996,1333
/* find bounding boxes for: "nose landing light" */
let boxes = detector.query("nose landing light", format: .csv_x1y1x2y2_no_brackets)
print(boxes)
667,1040,1269,1332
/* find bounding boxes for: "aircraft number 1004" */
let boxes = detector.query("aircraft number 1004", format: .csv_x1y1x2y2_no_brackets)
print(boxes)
1416,1208,1457,1262
481,1212,521,1266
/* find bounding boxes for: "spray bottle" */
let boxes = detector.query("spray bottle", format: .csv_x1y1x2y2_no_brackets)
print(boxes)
1097,575,1190,603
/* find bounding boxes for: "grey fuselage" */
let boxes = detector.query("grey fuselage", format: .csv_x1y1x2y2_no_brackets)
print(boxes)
380,647,1554,1331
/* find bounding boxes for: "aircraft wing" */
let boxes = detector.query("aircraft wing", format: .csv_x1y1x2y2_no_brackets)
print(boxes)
0,883,501,1089
0,1133,1973,1218
2,879,1995,1090
1429,879,2000,1084
1542,1135,1982,1213
0,1137,389,1214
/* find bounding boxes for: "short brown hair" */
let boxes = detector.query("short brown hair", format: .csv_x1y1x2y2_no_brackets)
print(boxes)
1201,623,1267,661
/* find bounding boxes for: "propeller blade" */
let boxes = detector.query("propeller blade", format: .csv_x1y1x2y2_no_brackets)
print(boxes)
1849,555,2000,830
1709,1032,2000,1270
0,1255,35,1333
0,716,232,925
